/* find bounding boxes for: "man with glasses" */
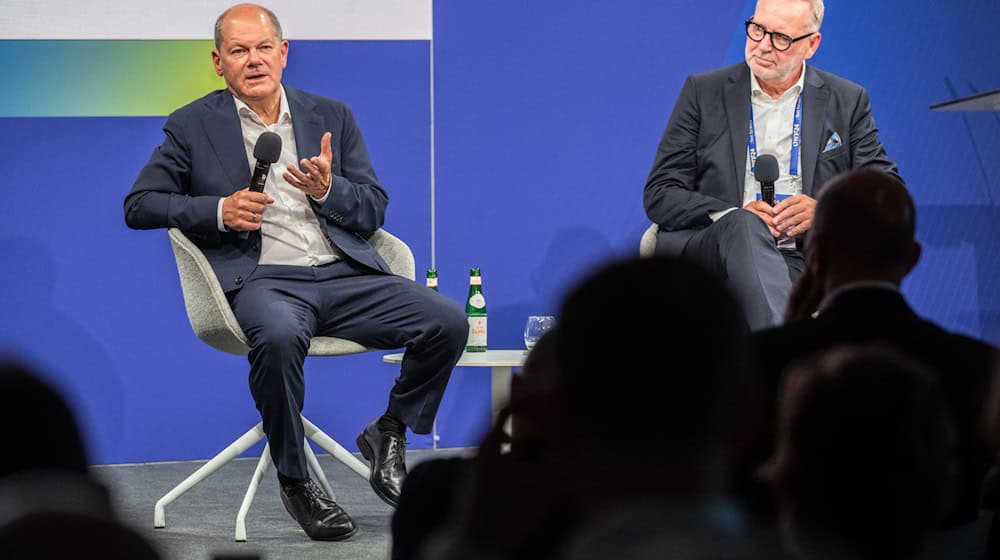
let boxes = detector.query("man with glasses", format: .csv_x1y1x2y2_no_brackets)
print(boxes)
643,0,900,330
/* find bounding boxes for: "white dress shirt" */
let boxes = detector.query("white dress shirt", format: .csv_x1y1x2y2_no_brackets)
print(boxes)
217,86,343,266
741,62,806,209
710,62,807,239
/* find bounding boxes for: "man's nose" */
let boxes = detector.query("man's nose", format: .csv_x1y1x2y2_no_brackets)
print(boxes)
758,35,774,53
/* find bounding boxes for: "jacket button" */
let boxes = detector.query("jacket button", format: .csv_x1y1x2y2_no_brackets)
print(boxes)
235,276,243,285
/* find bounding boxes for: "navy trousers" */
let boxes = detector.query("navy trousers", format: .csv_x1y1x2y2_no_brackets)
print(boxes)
677,210,803,330
229,259,468,479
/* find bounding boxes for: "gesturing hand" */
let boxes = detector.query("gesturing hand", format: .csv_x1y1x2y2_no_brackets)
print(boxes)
222,188,274,231
284,131,333,199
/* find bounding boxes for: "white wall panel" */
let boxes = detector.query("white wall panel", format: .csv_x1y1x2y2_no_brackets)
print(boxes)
0,0,432,40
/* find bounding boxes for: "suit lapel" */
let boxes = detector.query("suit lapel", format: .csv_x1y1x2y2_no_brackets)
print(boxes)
287,86,324,161
201,91,251,192
725,66,751,204
801,67,829,197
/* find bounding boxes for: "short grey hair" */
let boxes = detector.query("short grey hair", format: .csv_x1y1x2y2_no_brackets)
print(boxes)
808,0,825,31
214,4,284,49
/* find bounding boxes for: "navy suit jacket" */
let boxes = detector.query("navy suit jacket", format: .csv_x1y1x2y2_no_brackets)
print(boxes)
644,63,900,256
124,86,390,292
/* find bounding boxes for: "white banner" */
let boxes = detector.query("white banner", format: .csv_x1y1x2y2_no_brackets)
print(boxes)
0,0,432,40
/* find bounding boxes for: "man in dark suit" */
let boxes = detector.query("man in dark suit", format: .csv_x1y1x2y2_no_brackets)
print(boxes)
124,3,468,541
745,168,998,528
643,0,899,329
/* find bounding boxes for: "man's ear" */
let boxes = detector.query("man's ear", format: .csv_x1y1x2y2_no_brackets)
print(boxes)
803,32,822,60
212,49,223,76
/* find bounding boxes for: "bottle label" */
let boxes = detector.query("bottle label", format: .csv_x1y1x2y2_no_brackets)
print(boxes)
469,276,482,286
468,293,486,309
467,316,487,350
426,278,438,288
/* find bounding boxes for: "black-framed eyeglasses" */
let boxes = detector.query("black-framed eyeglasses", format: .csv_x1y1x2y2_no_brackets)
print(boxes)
745,18,815,52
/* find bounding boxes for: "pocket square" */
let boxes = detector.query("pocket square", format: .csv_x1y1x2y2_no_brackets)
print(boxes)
824,132,843,152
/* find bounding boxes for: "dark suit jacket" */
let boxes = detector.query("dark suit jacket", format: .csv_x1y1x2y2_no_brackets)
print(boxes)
124,86,390,293
644,63,899,256
743,286,998,526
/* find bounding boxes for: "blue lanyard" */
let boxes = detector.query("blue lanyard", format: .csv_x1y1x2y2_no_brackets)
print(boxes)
748,94,803,177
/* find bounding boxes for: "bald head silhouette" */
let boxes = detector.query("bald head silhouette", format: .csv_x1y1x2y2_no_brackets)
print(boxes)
809,168,919,287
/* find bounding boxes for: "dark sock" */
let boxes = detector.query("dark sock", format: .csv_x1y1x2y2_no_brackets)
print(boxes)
377,411,406,435
277,471,306,487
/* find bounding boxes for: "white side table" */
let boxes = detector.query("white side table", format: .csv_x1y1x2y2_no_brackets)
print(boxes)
382,349,526,432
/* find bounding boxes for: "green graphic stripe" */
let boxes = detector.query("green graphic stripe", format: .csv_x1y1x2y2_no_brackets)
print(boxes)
1,40,225,117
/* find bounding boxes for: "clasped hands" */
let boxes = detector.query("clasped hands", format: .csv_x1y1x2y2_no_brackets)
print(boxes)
222,131,335,232
743,194,824,322
743,193,816,239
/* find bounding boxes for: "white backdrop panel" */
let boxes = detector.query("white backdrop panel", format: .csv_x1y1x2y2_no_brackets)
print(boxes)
0,0,432,40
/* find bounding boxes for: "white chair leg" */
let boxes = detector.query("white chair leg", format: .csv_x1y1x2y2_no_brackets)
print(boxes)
304,440,337,501
301,415,371,479
235,442,272,542
154,422,266,529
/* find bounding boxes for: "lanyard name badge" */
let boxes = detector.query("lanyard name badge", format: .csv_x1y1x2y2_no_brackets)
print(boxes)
748,94,803,201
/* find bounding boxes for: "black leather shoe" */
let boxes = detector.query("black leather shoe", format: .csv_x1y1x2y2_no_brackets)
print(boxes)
279,478,358,541
356,418,406,507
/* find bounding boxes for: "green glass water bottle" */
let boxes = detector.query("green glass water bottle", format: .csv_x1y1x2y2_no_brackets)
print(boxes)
465,268,487,352
426,268,439,291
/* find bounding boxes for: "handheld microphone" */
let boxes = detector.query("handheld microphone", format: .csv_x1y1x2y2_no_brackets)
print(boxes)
754,153,779,207
238,132,282,240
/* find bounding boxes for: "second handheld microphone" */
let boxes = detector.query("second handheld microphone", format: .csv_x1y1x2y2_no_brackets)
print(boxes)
753,154,778,206
754,153,779,207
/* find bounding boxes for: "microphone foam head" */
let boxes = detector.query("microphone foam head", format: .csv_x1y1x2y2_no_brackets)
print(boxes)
253,131,283,163
754,153,779,184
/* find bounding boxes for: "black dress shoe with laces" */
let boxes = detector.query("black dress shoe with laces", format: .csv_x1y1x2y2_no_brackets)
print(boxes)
279,478,358,541
356,418,406,507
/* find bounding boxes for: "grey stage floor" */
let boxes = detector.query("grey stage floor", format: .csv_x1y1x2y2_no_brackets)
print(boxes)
93,448,470,560
91,448,995,560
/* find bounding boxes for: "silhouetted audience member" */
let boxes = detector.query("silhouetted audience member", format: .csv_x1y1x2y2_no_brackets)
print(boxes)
554,257,773,560
0,512,161,560
980,360,1000,558
745,169,998,527
398,328,573,560
419,257,775,559
762,345,958,560
0,358,160,559
392,455,468,560
0,359,88,478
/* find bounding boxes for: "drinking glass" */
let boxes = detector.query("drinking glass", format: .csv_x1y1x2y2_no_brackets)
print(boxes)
524,315,556,350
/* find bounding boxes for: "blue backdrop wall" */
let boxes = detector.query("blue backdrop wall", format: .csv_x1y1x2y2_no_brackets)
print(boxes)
1,0,998,464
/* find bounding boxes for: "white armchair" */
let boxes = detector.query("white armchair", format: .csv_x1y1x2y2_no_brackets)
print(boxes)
154,227,415,541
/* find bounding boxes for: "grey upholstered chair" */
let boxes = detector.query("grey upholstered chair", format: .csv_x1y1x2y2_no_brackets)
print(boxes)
639,223,658,257
155,228,415,542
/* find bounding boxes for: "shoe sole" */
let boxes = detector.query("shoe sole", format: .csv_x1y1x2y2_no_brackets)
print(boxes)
306,524,359,542
356,433,399,508
280,491,360,541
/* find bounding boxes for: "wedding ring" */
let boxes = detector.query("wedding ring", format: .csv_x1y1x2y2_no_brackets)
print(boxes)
252,213,258,223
